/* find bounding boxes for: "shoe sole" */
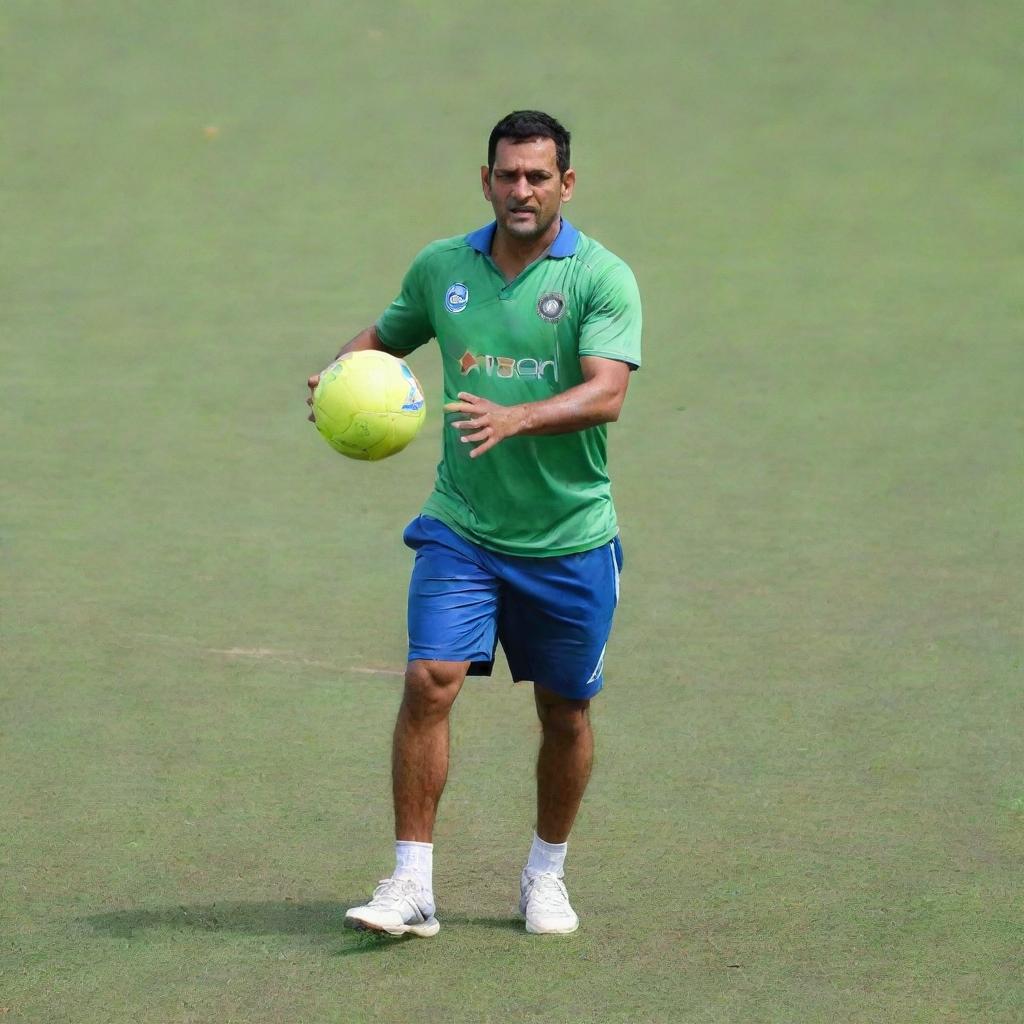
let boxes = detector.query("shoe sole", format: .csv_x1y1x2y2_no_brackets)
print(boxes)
344,912,441,938
524,918,579,935
519,906,580,935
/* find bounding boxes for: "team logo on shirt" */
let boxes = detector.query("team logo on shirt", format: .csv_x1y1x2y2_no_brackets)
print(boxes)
445,283,469,314
536,291,567,323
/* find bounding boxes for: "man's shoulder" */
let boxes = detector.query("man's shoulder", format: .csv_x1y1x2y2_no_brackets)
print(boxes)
409,233,474,270
572,231,634,274
572,232,639,292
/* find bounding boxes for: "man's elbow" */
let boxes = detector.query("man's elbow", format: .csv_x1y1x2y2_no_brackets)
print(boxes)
601,391,627,423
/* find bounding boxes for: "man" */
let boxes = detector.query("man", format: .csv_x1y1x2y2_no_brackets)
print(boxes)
307,110,642,937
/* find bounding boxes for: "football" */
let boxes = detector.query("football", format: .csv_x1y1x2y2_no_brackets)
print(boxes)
312,350,426,461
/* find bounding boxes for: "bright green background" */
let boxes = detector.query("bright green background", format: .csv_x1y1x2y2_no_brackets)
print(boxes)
2,2,1021,1022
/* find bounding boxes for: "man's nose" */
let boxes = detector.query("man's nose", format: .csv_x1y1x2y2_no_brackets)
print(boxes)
511,175,532,200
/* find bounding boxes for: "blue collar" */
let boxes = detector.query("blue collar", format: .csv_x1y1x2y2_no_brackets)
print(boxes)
465,217,580,259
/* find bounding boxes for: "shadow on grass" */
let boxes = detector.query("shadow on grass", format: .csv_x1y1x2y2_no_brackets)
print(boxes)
81,900,522,954
443,913,523,932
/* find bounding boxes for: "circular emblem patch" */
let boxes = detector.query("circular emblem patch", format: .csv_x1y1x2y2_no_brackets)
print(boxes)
537,291,567,323
445,283,469,314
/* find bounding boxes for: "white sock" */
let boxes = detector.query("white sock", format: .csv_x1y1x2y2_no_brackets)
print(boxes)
525,832,567,878
394,840,433,891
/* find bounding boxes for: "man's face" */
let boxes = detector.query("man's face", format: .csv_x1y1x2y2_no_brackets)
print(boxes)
481,136,575,242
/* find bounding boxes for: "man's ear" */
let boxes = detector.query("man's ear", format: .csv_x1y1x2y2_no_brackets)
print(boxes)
560,168,576,202
480,165,492,200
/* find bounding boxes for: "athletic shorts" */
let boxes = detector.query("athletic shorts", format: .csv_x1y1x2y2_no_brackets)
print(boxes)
403,515,623,700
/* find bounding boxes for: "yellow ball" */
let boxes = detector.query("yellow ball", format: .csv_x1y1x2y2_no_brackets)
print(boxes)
312,350,426,461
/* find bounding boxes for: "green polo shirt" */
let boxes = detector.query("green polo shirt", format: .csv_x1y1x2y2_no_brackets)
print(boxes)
376,218,642,557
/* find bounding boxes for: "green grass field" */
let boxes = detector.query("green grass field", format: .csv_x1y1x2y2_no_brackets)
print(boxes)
3,2,1021,1021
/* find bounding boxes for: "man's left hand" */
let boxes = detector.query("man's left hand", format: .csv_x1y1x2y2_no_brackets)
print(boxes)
444,392,524,458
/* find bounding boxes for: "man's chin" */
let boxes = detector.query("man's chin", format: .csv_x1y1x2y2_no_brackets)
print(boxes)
502,215,553,241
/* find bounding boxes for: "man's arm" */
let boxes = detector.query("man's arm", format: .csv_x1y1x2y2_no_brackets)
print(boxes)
445,355,632,459
334,324,412,360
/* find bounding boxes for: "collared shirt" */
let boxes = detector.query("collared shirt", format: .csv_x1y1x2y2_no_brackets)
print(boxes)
376,218,642,557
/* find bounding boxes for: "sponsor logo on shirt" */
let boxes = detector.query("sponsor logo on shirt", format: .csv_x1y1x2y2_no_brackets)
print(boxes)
457,349,558,382
537,291,567,323
445,283,469,314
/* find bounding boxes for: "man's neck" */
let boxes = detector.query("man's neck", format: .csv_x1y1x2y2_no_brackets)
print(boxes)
491,219,561,282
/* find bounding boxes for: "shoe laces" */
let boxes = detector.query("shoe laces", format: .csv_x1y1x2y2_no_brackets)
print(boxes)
369,877,419,910
527,873,571,910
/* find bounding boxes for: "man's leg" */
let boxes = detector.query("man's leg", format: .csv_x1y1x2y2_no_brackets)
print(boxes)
534,684,593,844
393,658,470,841
346,516,498,937
501,539,621,934
518,684,593,935
344,658,468,938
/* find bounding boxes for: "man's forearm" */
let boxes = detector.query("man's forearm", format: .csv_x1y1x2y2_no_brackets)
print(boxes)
336,325,404,359
445,357,631,458
513,376,624,436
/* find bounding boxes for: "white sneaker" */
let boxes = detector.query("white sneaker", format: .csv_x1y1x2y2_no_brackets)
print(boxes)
344,877,440,937
519,871,580,934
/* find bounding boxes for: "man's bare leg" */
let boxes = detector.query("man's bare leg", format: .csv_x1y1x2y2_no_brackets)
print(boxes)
344,658,468,937
534,684,593,843
392,658,470,841
520,683,592,934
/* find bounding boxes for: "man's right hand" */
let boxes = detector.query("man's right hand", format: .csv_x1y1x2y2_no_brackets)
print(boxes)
307,374,320,422
307,325,391,423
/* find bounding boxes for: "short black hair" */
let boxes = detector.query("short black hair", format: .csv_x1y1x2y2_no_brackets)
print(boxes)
487,110,571,176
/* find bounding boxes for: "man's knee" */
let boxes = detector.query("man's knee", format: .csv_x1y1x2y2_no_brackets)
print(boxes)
534,684,591,737
401,659,468,720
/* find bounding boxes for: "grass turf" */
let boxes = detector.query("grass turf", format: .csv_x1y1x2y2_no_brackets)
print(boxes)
2,1,1021,1021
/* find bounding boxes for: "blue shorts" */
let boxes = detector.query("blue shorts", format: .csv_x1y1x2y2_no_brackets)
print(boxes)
403,515,623,700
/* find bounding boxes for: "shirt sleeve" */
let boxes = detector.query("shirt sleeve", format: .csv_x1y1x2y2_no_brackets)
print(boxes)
375,249,435,353
577,259,643,369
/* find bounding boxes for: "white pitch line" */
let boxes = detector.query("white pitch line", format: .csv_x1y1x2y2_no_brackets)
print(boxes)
130,633,400,677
